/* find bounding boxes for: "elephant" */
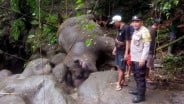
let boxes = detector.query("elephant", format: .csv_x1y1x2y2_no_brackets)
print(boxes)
57,14,115,87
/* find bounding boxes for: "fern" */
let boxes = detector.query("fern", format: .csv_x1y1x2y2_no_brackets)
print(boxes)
10,0,20,13
11,18,25,41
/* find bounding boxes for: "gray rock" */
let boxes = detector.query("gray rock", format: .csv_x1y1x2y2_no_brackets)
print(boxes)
0,69,12,80
22,58,51,77
29,52,42,60
78,70,172,104
0,75,76,104
41,44,65,58
50,53,66,65
78,70,133,104
52,63,67,82
0,95,26,104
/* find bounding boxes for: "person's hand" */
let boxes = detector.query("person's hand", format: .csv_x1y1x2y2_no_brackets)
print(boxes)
152,55,155,59
124,54,128,60
112,50,116,55
139,60,145,67
112,48,116,55
115,38,124,45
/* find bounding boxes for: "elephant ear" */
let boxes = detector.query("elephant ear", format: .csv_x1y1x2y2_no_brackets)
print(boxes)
73,58,87,70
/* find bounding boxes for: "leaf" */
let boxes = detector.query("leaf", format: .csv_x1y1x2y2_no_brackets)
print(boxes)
11,25,20,40
85,38,92,47
75,3,84,10
28,34,35,39
10,0,20,13
85,23,95,30
173,0,179,6
45,14,58,24
76,12,82,16
31,20,39,25
11,19,25,41
76,0,82,4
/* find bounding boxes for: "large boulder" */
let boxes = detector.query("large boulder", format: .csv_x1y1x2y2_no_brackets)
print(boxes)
21,58,52,77
0,75,76,104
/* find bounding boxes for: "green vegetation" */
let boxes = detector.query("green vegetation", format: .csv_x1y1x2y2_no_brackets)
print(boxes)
9,0,59,53
0,0,183,76
163,55,184,74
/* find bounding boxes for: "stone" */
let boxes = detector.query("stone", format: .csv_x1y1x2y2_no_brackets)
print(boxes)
21,58,51,77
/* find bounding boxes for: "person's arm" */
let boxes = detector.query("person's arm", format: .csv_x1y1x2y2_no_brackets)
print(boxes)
124,25,131,59
124,40,130,59
139,30,151,66
112,47,117,55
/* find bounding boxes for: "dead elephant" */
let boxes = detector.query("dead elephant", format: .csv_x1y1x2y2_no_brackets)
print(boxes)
57,15,115,87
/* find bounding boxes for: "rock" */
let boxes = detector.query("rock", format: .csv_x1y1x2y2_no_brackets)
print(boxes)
50,53,66,65
0,69,12,80
40,44,65,58
0,75,76,104
0,95,26,104
21,58,51,77
52,63,68,82
77,70,133,104
29,52,43,60
77,70,173,104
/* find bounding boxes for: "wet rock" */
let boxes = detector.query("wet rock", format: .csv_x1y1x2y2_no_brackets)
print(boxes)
21,58,51,77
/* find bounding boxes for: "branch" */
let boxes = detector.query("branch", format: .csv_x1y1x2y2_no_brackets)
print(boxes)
156,35,184,50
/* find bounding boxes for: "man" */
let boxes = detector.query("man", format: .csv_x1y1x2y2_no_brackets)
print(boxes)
111,15,131,91
129,15,151,103
146,18,162,83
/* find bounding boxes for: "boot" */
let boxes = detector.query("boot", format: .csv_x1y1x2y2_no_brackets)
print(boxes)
132,95,145,103
129,89,138,95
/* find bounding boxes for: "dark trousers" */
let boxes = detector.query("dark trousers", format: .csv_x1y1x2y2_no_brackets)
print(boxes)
131,61,146,96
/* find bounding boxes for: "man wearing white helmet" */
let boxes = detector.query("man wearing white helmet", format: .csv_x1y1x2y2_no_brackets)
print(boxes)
111,15,131,91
